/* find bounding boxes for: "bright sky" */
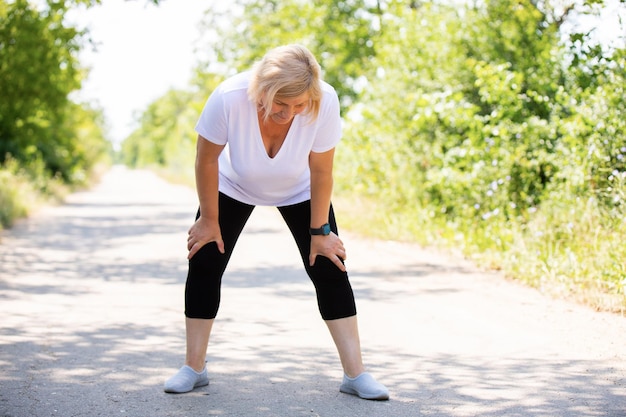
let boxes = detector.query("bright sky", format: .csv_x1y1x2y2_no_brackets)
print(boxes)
69,0,217,146
564,0,625,47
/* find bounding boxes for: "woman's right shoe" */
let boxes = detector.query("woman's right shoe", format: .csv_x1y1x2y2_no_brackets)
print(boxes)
164,365,209,393
339,372,390,400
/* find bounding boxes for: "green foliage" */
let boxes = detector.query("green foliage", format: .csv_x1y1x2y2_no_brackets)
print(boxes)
0,0,109,183
0,0,113,229
121,73,225,183
334,0,626,311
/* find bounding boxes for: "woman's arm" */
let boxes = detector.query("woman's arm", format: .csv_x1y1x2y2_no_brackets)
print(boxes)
187,135,226,259
309,148,347,271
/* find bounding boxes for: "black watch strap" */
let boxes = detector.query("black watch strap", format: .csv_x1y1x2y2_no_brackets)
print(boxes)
309,223,331,236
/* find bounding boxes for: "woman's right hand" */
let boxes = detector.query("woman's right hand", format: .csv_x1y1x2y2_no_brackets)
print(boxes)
187,216,225,259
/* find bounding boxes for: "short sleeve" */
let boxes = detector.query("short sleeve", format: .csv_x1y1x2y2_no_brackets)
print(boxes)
310,86,342,153
195,85,229,145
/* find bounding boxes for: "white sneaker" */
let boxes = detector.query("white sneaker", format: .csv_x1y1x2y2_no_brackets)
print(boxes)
164,365,209,393
339,372,389,400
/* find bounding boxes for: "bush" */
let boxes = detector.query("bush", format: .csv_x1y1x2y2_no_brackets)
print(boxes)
335,1,626,312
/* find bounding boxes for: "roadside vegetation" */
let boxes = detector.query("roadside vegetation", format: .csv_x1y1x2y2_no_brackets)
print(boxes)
0,0,112,228
3,0,624,313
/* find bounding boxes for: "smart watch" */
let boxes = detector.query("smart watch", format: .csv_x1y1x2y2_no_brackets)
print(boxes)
309,223,331,236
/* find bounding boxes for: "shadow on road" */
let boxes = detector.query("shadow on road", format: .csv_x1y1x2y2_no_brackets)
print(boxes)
2,323,624,416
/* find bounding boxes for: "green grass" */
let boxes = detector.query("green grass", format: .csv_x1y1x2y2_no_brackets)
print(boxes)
0,158,40,229
0,157,107,232
334,192,626,315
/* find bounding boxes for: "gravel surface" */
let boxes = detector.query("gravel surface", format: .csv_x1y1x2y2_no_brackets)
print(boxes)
1,166,625,417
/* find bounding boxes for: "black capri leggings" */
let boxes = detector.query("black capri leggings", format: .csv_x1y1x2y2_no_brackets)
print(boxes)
184,193,357,320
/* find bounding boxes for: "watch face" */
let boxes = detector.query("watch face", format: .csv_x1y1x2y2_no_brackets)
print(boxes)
311,223,331,235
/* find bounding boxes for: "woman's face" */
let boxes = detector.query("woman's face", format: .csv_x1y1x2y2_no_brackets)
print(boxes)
268,93,309,124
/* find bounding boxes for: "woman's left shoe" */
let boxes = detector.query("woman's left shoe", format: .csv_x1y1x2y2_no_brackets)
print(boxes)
339,372,389,400
163,365,209,393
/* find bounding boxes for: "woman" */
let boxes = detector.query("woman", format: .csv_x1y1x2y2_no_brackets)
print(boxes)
164,44,389,401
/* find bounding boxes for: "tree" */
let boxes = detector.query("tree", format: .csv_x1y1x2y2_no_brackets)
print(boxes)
0,0,107,182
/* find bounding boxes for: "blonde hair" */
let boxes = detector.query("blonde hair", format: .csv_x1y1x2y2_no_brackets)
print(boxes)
248,44,322,123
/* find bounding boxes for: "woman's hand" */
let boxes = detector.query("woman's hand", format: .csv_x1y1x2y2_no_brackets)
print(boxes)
309,233,347,272
187,216,225,259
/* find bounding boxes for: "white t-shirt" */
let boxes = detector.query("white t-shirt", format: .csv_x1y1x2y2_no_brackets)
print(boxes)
195,71,342,206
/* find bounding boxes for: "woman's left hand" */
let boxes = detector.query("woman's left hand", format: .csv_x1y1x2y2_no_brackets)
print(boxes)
309,233,347,272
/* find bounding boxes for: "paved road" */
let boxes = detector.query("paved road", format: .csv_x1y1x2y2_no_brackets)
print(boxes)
1,166,625,417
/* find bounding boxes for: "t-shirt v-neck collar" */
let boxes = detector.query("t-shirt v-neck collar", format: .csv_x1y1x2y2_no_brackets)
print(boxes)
256,113,297,160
